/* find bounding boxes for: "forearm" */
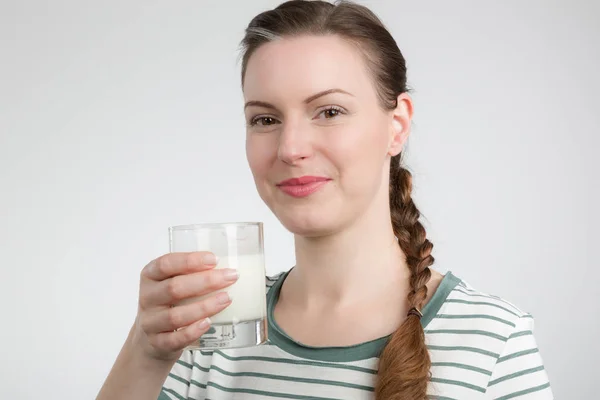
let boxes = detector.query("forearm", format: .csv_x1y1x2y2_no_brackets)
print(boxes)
96,326,175,400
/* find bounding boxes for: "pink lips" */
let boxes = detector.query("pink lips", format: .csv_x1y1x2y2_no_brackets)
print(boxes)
276,176,331,198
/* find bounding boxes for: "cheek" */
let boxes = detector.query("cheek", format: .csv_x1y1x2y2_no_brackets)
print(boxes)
324,120,389,200
246,135,275,186
330,119,389,170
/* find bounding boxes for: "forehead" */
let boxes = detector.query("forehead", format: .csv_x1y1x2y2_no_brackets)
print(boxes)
243,34,375,103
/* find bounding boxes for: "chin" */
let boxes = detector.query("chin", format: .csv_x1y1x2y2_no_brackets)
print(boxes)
273,205,342,238
257,183,351,238
282,219,338,238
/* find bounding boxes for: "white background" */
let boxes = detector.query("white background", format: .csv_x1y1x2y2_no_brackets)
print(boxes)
1,1,598,399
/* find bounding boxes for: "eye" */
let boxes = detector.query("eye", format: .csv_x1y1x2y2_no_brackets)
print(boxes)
316,106,346,120
249,116,280,127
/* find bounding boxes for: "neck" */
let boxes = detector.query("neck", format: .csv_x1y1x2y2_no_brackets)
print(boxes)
290,198,410,307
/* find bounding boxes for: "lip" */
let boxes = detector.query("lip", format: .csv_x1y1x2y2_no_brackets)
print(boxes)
276,176,331,198
277,176,330,186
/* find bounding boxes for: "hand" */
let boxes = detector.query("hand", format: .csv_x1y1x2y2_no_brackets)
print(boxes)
132,251,238,361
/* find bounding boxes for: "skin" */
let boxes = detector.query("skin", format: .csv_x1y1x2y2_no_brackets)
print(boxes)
243,34,443,346
96,33,445,400
96,253,240,400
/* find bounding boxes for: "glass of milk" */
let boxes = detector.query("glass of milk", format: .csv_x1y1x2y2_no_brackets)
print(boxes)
169,222,267,350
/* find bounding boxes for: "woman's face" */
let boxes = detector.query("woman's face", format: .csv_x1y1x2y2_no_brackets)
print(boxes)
243,34,411,237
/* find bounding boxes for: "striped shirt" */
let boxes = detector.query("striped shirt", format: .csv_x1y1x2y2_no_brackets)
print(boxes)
159,270,553,399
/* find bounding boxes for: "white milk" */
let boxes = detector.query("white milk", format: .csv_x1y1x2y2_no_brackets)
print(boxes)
179,253,267,325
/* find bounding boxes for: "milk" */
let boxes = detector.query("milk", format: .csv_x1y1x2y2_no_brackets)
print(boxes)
179,253,267,325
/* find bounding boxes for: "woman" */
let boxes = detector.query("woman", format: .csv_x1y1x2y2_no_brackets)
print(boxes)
97,1,552,399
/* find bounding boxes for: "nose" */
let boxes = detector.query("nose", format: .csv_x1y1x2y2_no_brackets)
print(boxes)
277,120,313,165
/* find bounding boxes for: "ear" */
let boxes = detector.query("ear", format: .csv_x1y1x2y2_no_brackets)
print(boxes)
388,93,414,157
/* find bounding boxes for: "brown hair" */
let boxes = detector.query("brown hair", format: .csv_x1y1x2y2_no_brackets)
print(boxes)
239,1,434,398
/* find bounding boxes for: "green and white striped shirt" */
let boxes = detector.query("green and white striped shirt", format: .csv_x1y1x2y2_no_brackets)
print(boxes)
159,271,553,399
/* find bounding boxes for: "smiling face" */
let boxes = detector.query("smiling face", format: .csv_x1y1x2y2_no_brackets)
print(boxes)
243,34,410,237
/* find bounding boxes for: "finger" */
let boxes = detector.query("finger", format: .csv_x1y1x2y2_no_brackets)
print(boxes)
142,252,218,281
149,318,212,353
141,268,239,308
142,291,232,333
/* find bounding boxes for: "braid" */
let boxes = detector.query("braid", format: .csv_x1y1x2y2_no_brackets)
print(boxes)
239,1,434,397
390,155,434,311
375,153,435,400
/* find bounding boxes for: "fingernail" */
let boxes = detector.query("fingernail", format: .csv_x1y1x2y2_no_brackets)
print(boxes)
198,318,211,329
223,268,239,281
203,253,219,265
216,292,231,305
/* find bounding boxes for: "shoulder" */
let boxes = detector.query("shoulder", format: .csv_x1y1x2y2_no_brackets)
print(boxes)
427,273,553,398
449,275,533,320
428,271,538,354
449,276,543,357
437,273,536,337
429,272,543,366
266,271,287,294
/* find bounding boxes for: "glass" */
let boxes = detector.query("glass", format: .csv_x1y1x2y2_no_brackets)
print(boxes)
169,222,267,350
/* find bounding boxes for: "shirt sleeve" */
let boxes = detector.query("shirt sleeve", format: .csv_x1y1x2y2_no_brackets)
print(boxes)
485,314,553,399
157,350,194,400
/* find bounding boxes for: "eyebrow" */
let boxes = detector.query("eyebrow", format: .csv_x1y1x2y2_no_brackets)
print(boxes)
244,88,354,111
